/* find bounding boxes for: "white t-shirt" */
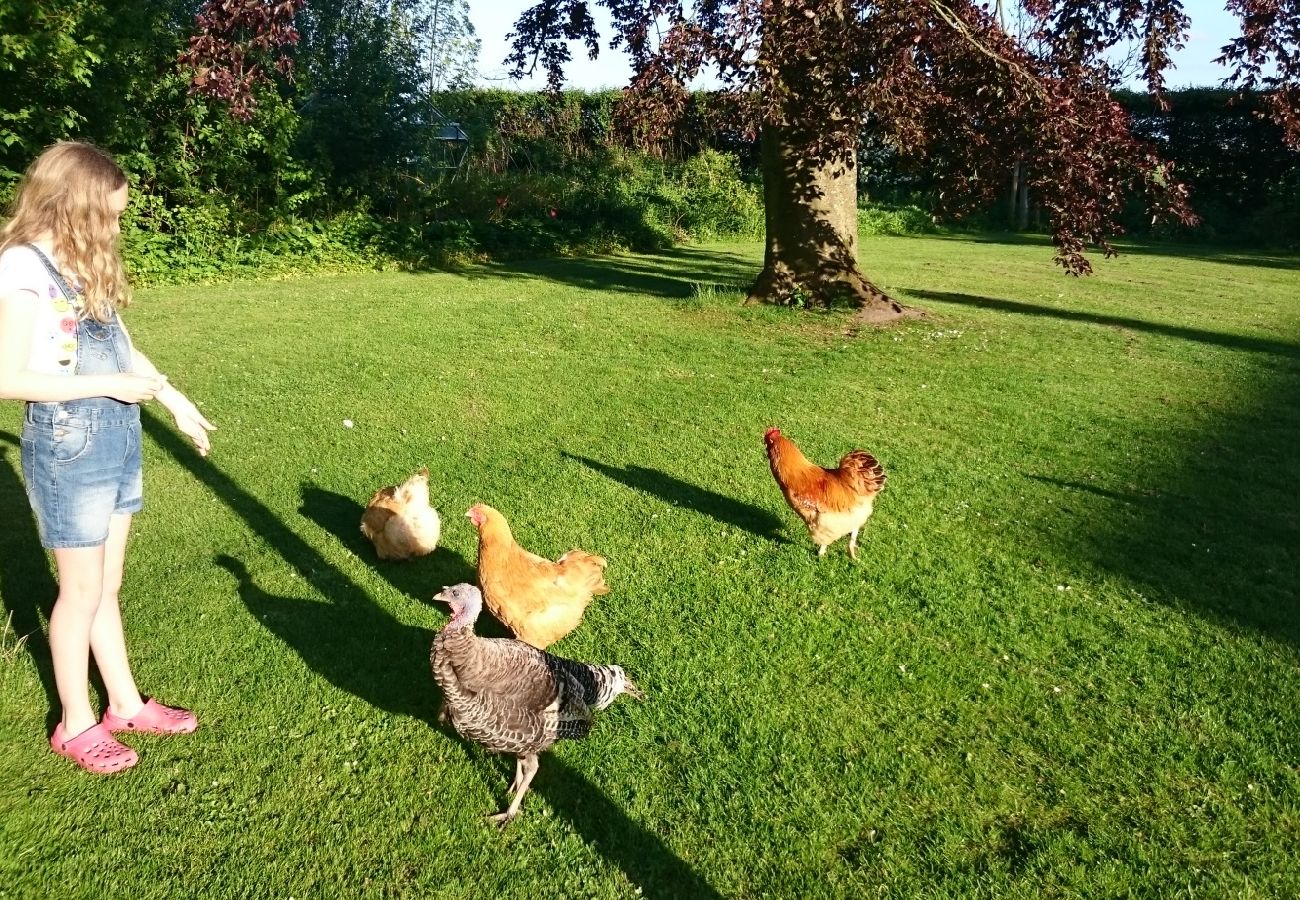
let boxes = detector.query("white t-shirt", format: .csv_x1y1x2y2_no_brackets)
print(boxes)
0,244,80,375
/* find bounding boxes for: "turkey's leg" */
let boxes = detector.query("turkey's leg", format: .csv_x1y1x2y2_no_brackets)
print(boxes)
489,753,540,827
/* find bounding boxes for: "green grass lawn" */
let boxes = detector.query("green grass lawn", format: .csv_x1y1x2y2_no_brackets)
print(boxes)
2,233,1298,898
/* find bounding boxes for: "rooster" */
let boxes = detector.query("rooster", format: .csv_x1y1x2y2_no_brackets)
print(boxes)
466,503,608,649
360,467,442,561
764,427,886,559
431,582,643,827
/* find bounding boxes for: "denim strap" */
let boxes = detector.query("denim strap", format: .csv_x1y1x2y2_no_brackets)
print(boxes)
25,243,79,302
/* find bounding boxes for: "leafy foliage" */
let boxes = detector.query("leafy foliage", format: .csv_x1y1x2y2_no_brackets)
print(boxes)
504,0,1238,276
3,3,1295,288
425,0,481,91
1216,0,1300,148
290,0,430,202
0,1,107,176
179,0,307,121
1120,88,1300,245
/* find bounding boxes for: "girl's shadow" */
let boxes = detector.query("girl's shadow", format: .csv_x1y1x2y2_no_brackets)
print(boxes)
216,553,443,726
0,434,60,731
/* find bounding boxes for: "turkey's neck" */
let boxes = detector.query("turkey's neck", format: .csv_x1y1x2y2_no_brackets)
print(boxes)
444,601,482,633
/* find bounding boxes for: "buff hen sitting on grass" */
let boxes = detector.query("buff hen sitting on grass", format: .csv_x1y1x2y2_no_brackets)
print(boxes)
360,467,442,561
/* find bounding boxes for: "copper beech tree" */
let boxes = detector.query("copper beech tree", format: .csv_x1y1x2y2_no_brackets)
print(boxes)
185,0,1300,322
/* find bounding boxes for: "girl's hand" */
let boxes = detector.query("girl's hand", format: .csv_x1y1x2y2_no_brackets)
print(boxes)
159,385,217,456
106,373,168,404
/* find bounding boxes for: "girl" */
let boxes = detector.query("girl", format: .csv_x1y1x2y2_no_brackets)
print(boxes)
0,141,216,774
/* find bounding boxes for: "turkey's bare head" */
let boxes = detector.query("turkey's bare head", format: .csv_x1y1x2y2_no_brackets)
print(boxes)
434,583,483,630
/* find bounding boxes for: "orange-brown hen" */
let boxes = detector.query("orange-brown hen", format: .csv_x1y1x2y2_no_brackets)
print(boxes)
764,427,886,559
467,503,609,649
360,467,442,561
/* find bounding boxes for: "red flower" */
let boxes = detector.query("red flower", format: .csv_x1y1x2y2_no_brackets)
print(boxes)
548,208,558,218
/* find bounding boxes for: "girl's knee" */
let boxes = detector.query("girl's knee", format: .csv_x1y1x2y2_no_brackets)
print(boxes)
53,586,103,615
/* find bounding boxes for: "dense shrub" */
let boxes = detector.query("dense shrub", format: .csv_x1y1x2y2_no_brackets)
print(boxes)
857,204,936,237
373,146,762,269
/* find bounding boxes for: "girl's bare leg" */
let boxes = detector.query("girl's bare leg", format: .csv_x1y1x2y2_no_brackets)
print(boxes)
49,514,145,736
49,544,107,737
91,514,144,719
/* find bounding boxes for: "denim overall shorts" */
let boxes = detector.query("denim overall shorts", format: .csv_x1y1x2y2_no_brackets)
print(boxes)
20,313,144,549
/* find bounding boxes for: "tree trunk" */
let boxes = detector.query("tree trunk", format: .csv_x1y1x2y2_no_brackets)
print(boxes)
1009,161,1022,227
746,1,915,325
747,122,909,324
1016,164,1030,231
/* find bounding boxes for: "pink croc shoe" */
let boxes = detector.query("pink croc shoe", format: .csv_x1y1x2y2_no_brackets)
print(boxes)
102,698,198,735
50,723,139,774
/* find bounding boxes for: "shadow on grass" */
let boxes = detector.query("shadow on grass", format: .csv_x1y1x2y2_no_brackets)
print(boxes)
468,245,758,301
907,289,1300,359
0,432,59,731
1025,475,1154,506
915,231,1300,272
298,485,477,611
215,553,438,722
1004,336,1300,647
1108,241,1300,272
563,451,788,543
143,413,720,900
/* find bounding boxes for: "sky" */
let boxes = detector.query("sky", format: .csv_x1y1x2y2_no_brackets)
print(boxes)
469,1,1248,92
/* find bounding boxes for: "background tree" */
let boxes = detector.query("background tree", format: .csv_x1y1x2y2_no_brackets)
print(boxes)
501,0,1299,321
424,0,481,92
290,0,429,202
0,1,111,178
176,1,1300,320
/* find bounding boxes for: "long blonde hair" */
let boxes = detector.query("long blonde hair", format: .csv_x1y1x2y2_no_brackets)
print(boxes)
0,141,131,322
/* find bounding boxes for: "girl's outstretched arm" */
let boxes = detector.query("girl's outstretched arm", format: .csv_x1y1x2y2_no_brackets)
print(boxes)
128,340,217,457
120,318,217,456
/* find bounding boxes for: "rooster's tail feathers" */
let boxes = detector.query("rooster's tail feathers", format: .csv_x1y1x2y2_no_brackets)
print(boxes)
839,450,887,493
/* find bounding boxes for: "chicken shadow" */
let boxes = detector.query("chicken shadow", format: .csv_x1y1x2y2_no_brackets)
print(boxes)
0,432,60,731
143,412,721,899
563,452,788,544
297,485,477,610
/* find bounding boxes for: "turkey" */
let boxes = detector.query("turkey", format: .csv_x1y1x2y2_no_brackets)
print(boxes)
430,582,644,827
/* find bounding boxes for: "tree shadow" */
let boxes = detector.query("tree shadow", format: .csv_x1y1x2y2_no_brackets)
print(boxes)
906,289,1300,360
0,431,59,731
902,230,1300,273
1109,241,1300,272
143,411,721,899
1024,474,1154,506
1013,358,1300,649
563,451,789,544
463,245,758,301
